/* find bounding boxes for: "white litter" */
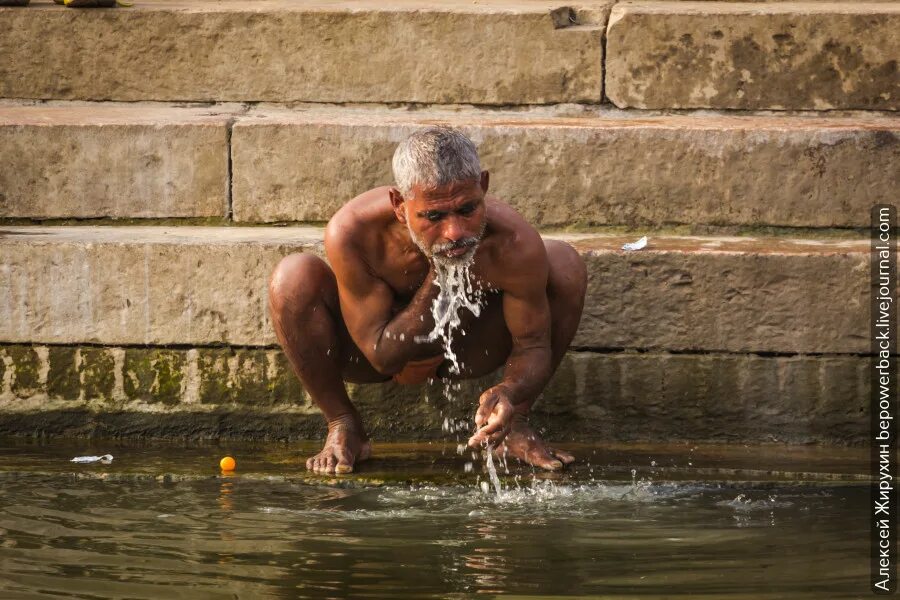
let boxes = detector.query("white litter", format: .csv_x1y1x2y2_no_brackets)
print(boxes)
70,454,114,464
621,236,648,251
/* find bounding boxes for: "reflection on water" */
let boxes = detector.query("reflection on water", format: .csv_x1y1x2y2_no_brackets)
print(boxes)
0,472,868,599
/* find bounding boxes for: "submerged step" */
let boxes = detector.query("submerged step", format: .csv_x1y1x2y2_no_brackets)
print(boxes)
0,102,238,219
606,1,900,110
0,226,867,354
231,104,900,227
0,0,607,104
0,345,870,445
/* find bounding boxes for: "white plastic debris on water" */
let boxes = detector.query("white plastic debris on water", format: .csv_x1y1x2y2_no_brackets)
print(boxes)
621,236,648,251
70,454,114,464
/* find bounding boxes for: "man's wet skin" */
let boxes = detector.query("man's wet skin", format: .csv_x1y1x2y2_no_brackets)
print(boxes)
269,172,587,475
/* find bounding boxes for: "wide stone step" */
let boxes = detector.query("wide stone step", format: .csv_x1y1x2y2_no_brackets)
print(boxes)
606,1,900,110
0,226,867,354
3,102,897,227
0,0,607,105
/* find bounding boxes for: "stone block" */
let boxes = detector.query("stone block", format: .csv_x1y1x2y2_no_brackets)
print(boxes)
0,102,233,218
0,1,606,104
606,1,900,110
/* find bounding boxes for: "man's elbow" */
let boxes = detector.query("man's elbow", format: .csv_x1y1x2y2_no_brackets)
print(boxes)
367,351,402,377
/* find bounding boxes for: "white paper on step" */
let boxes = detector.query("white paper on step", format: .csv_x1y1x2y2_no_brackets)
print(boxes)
71,454,114,464
621,236,648,251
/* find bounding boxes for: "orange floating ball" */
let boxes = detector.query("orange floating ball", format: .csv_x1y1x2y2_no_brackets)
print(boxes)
219,456,236,471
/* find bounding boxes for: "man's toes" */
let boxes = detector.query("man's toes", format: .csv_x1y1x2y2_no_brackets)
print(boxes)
305,456,315,471
526,447,563,471
334,447,355,474
551,448,576,465
324,454,337,474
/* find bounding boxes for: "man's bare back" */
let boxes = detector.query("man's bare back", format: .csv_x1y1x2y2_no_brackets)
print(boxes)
268,127,586,474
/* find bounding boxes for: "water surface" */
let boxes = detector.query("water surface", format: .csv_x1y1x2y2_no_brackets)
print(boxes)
0,438,870,599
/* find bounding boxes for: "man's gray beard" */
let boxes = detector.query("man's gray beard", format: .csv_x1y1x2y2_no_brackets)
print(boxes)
406,214,485,267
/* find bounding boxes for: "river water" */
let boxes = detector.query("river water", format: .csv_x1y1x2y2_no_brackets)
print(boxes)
0,438,870,599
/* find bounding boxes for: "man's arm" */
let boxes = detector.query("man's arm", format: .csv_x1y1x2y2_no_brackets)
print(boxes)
325,223,443,375
496,228,553,405
468,227,552,447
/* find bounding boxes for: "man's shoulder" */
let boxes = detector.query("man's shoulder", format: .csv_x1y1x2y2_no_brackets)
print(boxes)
325,186,393,251
484,197,543,255
481,197,547,285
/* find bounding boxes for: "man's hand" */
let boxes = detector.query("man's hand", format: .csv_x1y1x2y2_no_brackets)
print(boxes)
467,385,516,448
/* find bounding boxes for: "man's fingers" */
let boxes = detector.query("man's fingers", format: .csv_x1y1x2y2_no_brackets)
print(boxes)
486,426,511,447
474,394,498,428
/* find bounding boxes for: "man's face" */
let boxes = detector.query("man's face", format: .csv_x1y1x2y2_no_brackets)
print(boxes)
401,175,488,265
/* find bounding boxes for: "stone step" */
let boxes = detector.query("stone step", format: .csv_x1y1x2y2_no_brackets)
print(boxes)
606,1,900,110
231,104,899,226
0,226,867,354
0,0,608,105
0,344,868,444
3,101,897,227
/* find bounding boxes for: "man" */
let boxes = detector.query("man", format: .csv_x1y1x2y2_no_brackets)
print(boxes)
269,127,587,474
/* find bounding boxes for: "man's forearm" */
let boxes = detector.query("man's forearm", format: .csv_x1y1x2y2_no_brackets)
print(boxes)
371,269,444,373
497,344,553,409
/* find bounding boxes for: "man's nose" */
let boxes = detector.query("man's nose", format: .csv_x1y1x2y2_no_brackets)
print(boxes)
442,218,466,243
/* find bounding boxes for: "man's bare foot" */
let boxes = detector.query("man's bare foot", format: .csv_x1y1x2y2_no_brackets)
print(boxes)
306,416,372,475
496,414,575,471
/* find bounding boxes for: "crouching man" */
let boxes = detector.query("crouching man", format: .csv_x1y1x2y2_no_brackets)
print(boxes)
268,127,587,474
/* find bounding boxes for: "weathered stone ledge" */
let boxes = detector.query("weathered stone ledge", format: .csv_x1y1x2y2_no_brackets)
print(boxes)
606,1,900,110
2,101,896,227
0,0,607,104
0,345,869,444
0,226,868,354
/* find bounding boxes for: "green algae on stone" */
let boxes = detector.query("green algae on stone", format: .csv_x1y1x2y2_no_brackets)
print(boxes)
230,349,274,406
199,349,312,407
8,346,41,398
198,348,232,405
269,352,306,407
124,349,184,406
79,348,115,401
47,346,79,400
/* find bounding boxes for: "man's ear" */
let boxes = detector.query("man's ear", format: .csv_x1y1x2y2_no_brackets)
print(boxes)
480,170,490,194
389,187,407,223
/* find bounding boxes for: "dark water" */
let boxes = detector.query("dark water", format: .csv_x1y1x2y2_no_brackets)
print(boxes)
0,440,871,599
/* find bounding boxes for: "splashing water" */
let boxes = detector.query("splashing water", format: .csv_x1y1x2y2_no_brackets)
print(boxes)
415,258,485,375
411,251,496,492
484,445,503,496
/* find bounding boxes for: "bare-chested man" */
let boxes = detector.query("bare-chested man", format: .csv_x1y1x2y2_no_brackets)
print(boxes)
268,127,587,475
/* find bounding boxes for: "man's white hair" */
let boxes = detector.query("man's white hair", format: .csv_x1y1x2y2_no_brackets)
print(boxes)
392,126,481,199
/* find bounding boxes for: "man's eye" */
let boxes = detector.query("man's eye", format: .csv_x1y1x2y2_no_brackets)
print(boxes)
426,212,443,222
458,205,475,216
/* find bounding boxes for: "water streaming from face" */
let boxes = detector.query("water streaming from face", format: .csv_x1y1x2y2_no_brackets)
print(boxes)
405,208,504,493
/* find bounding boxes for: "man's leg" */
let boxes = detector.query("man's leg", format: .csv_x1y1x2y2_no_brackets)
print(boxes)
446,239,588,469
269,253,390,474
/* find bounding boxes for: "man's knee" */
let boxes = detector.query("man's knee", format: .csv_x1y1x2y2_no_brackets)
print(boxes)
545,240,588,301
268,253,334,315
